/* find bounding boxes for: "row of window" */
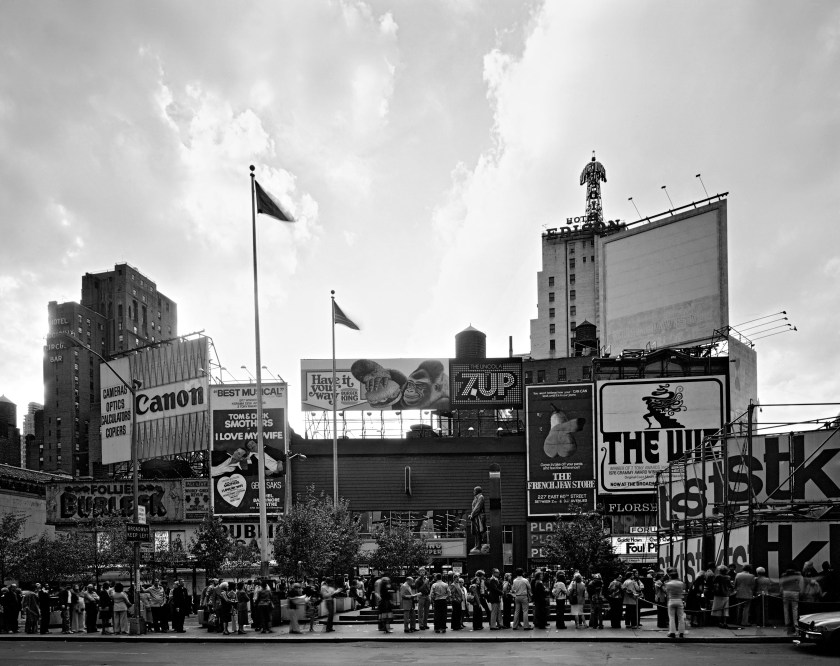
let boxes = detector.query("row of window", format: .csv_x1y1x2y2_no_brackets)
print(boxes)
524,366,591,384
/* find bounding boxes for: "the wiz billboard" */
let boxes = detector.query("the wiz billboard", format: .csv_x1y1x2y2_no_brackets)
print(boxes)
596,377,726,494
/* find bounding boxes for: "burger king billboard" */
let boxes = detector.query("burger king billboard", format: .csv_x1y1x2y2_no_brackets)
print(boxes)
301,358,451,412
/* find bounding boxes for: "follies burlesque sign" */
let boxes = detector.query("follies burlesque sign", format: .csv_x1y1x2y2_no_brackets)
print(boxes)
596,377,726,494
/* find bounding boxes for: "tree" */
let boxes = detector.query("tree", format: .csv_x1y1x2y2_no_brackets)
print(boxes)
0,512,32,584
18,532,88,585
543,511,622,578
222,541,261,581
75,515,134,583
272,486,362,579
363,523,430,576
189,512,233,579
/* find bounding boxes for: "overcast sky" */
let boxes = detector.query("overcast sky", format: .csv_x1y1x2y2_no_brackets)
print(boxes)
1,0,838,432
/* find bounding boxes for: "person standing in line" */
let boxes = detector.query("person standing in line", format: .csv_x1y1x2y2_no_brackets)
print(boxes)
98,583,113,635
711,565,733,629
469,576,484,630
253,580,274,634
449,574,464,631
532,571,549,629
22,587,39,634
753,567,772,627
416,568,431,630
622,570,642,629
234,581,249,634
502,573,513,628
171,580,190,633
58,583,73,634
606,573,624,629
552,572,568,629
568,573,586,628
734,564,756,627
400,576,419,633
587,573,605,629
321,577,337,633
69,584,85,633
82,584,99,633
510,568,532,630
38,584,52,635
431,573,450,634
486,569,503,630
686,573,706,627
654,572,669,629
147,580,166,632
664,569,686,639
780,566,804,634
377,576,394,634
110,582,132,635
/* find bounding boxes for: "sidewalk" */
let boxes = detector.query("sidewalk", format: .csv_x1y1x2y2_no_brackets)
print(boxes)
0,614,794,644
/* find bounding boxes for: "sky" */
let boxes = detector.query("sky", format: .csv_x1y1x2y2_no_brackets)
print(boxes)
1,0,839,434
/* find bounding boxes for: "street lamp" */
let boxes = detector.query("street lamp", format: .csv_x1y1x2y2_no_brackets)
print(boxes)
57,334,143,626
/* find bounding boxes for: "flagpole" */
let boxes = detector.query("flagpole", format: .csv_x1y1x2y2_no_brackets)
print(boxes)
331,290,339,509
250,165,271,577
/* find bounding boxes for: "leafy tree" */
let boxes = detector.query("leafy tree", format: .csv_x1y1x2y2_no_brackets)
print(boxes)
0,512,32,584
19,532,88,585
189,511,233,579
222,541,261,581
75,515,134,583
543,510,622,578
272,486,362,579
363,523,430,576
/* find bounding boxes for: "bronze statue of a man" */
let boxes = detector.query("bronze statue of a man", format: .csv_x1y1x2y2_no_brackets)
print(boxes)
470,485,488,554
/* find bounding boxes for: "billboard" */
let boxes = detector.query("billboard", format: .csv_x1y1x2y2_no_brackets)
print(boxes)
526,384,596,515
46,480,193,524
301,358,451,412
600,200,728,353
99,337,210,464
449,358,523,409
210,383,287,516
659,429,840,528
597,376,726,494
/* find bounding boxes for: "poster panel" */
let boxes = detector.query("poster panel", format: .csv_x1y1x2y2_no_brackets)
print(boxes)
659,430,840,527
46,480,185,524
100,357,132,464
300,358,451,412
596,376,725,494
526,384,596,516
210,383,287,516
448,358,523,409
183,478,211,522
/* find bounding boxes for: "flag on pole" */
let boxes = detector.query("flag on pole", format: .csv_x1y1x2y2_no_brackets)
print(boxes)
254,180,295,222
333,301,360,330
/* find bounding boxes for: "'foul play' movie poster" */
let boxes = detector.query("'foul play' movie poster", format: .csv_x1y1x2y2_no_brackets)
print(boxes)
210,383,287,516
526,384,596,516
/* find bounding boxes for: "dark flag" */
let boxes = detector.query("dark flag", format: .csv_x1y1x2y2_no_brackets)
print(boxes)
333,301,360,330
255,180,294,222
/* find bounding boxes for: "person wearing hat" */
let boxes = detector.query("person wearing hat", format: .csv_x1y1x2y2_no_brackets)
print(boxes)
469,486,487,554
399,577,419,633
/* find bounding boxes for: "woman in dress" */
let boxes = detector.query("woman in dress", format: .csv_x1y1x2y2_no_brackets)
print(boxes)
469,577,483,630
569,573,586,628
110,582,132,635
533,572,548,629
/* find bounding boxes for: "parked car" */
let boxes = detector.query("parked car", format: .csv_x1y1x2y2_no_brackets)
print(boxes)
797,611,840,651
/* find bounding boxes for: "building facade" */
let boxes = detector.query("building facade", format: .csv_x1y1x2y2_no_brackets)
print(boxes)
0,396,21,467
42,264,178,477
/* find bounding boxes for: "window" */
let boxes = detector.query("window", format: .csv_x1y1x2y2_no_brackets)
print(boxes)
583,256,587,263
591,255,594,261
583,366,592,380
549,308,555,318
570,290,576,300
571,321,577,330
548,276,554,287
549,339,555,351
524,371,533,384
569,245,575,255
569,274,575,285
557,368,567,381
537,369,545,383
570,306,576,316
549,324,555,334
548,292,555,302
569,259,575,269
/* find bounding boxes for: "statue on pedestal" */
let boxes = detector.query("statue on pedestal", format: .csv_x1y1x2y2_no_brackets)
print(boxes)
469,486,489,554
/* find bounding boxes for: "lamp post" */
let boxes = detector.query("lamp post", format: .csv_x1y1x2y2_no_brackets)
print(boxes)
58,334,142,624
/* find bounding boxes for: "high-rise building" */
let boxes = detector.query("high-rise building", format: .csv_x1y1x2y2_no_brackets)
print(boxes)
530,154,611,358
22,401,42,468
0,395,21,467
42,263,178,476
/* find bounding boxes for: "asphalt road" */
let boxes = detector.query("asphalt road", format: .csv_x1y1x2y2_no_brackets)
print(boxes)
0,641,834,666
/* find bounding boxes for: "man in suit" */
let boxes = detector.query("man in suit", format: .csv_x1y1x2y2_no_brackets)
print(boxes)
400,577,418,633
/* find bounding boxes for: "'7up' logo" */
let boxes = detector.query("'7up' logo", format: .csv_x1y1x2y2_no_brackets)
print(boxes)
457,372,517,399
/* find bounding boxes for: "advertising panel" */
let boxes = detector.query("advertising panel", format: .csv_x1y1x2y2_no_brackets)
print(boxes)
301,358,451,412
99,337,210,463
46,480,186,524
526,384,596,515
612,535,658,563
100,357,132,464
210,383,287,517
449,358,523,409
656,535,706,583
658,430,840,527
597,376,725,494
600,200,728,353
183,478,211,522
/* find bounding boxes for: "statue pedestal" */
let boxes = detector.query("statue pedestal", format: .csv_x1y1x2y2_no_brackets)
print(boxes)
466,551,495,578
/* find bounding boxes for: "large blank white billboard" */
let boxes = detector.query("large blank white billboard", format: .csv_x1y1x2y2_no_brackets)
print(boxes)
600,200,728,353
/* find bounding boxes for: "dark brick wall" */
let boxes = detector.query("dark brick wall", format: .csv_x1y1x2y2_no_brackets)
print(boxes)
290,436,527,526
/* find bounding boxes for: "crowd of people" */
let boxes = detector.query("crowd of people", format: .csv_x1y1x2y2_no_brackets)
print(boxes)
1,560,836,636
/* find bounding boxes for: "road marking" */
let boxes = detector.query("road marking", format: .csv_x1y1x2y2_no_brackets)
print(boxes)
28,650,146,655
